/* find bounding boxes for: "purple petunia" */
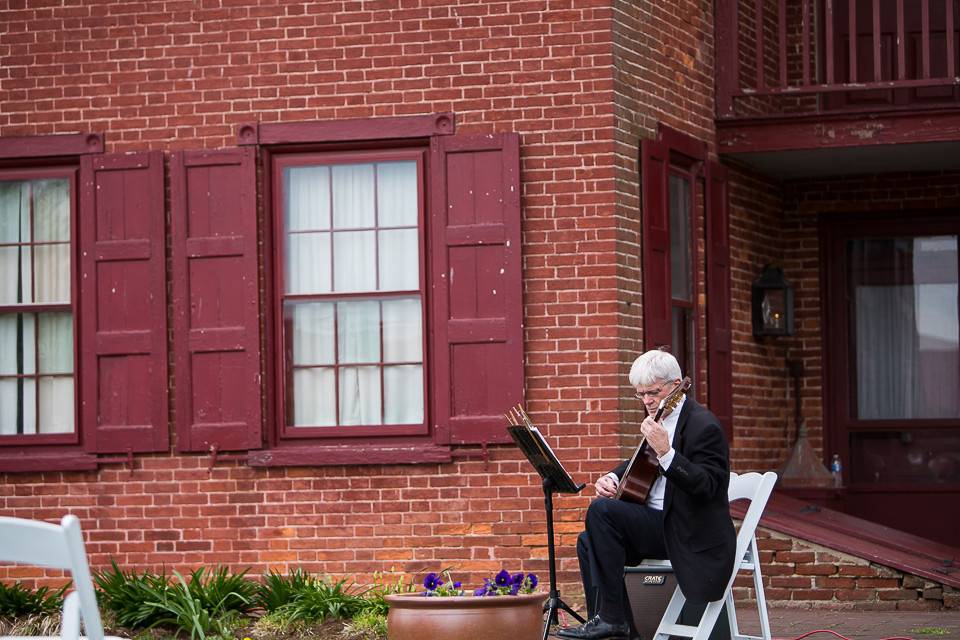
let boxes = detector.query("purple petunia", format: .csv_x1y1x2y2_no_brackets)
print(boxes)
512,572,525,585
527,573,538,589
495,569,511,587
423,572,441,591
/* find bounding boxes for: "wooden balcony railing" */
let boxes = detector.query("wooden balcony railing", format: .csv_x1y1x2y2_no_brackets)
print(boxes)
716,0,960,119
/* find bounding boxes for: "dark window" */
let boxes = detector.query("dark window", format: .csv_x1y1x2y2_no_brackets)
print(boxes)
642,126,732,437
669,170,696,382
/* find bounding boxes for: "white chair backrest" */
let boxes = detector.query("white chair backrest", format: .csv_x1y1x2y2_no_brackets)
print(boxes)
727,471,778,574
0,515,106,640
0,517,74,568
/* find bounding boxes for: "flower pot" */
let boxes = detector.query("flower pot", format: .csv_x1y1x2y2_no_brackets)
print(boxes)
386,592,548,640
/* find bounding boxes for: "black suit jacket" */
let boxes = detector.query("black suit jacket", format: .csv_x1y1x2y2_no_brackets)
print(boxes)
612,397,736,603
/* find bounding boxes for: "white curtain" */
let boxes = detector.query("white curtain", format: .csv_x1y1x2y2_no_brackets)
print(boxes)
285,167,331,294
377,162,418,227
855,235,959,420
856,285,918,419
379,228,418,291
0,182,29,305
34,180,70,304
0,180,74,436
337,301,381,425
290,302,335,426
287,161,423,427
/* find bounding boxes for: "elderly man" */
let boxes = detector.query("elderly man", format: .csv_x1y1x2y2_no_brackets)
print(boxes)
558,349,735,640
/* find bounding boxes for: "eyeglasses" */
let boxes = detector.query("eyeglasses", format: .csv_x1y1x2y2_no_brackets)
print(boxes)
635,386,664,400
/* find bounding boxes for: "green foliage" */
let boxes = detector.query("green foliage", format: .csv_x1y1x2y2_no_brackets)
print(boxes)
912,628,950,636
0,581,68,617
94,561,253,638
255,568,314,612
94,559,173,629
344,609,388,638
358,571,415,617
143,570,242,640
184,566,257,616
273,577,368,625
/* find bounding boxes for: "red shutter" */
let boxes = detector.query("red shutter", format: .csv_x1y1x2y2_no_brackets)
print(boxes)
80,152,168,454
706,161,733,439
429,134,523,445
641,139,672,351
170,149,261,452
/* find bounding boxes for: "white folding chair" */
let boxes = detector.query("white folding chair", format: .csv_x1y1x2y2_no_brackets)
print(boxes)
0,514,119,640
639,471,778,640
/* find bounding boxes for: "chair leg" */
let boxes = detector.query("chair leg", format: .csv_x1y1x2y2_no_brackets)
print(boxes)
725,588,742,640
61,591,81,640
751,539,771,640
653,587,688,640
691,600,725,640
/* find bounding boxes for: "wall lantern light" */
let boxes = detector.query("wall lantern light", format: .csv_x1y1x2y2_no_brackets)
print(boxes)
752,265,795,337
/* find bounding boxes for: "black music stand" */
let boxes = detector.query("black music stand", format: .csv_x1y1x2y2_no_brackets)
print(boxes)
507,419,586,640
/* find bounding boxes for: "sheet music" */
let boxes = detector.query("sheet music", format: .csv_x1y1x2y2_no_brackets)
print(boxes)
505,407,583,494
530,425,573,481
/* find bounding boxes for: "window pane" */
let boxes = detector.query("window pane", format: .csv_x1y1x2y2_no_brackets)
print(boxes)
0,380,16,435
33,179,70,242
38,312,73,374
671,306,694,384
38,376,73,433
0,182,28,243
34,244,70,303
378,228,418,291
382,297,423,362
0,313,36,375
0,378,36,435
669,174,692,302
377,161,418,227
384,364,423,424
337,300,380,364
286,232,331,294
850,428,960,484
285,166,330,232
289,302,334,366
851,236,959,419
339,366,381,425
0,246,31,305
332,164,375,229
333,230,376,292
292,367,336,426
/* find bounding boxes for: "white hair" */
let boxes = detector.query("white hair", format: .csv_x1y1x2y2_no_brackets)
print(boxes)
628,349,682,387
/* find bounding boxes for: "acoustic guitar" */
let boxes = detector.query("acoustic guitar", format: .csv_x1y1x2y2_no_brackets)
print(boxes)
614,377,692,505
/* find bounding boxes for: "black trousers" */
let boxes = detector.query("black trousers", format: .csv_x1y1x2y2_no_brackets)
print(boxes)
576,498,668,628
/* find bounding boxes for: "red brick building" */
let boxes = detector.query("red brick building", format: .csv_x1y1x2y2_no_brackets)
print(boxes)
1,0,957,610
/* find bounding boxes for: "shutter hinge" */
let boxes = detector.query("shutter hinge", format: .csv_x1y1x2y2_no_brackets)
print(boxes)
450,441,489,469
97,448,135,477
207,443,247,473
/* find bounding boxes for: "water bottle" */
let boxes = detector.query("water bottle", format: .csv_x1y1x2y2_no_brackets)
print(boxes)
830,454,843,488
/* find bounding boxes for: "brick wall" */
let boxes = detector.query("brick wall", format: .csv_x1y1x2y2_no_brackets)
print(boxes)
733,528,959,610
0,0,622,595
2,0,953,613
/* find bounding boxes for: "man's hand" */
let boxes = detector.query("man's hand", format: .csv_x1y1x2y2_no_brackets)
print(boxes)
595,473,619,498
641,416,671,457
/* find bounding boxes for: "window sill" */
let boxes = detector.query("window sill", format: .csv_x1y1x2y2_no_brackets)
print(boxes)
247,443,453,467
0,452,99,473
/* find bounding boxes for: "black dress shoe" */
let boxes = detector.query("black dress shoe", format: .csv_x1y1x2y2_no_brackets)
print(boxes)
556,615,631,640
